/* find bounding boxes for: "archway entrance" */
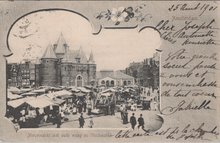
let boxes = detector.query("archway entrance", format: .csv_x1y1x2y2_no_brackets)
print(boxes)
76,75,83,87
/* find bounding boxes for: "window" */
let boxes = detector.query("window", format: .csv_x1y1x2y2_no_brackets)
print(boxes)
101,80,105,85
75,58,80,63
111,80,114,87
128,81,131,85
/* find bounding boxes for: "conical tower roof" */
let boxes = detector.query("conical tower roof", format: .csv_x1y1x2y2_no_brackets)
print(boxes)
74,47,88,63
88,50,95,64
42,44,57,59
54,33,67,54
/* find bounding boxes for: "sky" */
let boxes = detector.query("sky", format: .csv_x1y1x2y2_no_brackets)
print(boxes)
7,11,161,71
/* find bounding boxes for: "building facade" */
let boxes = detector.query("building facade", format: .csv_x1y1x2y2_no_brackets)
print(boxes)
125,52,159,89
39,34,96,87
96,70,134,87
7,59,40,87
7,34,96,88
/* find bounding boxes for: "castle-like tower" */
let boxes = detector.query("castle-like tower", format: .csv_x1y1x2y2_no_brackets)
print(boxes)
39,34,96,87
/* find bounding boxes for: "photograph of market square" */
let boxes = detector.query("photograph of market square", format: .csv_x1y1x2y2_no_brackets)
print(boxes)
6,10,161,130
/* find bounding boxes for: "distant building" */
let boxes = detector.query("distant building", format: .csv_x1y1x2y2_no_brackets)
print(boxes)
125,52,159,89
96,70,134,87
7,59,40,87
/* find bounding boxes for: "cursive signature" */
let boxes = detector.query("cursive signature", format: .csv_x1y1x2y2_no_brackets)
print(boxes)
160,99,214,115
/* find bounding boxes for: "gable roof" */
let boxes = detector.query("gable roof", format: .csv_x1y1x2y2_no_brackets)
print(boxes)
42,44,57,59
97,70,134,80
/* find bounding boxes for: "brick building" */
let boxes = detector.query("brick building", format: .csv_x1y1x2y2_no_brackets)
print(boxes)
125,52,159,89
39,33,96,87
7,33,96,88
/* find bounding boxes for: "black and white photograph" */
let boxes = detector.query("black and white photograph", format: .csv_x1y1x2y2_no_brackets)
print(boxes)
0,1,219,142
6,10,162,129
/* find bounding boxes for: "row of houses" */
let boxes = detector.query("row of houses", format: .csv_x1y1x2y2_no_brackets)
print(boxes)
124,52,160,90
7,61,134,88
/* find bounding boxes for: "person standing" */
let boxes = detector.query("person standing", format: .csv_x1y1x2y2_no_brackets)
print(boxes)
130,113,137,130
56,112,62,128
123,109,128,124
88,116,94,128
138,114,144,130
87,98,92,115
120,105,124,120
79,113,85,128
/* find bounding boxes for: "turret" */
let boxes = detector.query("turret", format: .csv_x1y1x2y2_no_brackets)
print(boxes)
87,50,96,85
88,50,95,64
40,44,59,87
54,33,68,59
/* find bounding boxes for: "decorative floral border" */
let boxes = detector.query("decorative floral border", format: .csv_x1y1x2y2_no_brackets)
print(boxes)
95,4,152,25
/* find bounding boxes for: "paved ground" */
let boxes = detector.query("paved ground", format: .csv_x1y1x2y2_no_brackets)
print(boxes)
40,109,161,129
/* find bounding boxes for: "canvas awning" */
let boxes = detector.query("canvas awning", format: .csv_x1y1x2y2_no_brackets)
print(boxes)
74,92,86,97
101,88,116,93
32,89,46,93
26,97,54,108
51,98,65,105
7,92,23,100
20,92,37,97
8,87,23,94
53,90,73,97
20,88,32,93
70,86,80,92
8,98,25,108
77,87,91,93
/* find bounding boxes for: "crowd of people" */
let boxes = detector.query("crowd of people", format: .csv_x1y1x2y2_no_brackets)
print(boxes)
6,85,160,129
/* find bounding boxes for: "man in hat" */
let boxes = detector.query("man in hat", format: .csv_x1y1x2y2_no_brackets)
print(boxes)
130,113,137,130
79,113,85,128
137,114,144,130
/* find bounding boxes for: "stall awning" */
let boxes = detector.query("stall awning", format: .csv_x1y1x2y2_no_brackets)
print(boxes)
7,92,23,100
20,88,32,93
8,87,22,94
70,86,80,92
51,98,65,105
77,87,91,93
26,97,54,108
101,88,116,93
53,90,73,97
8,98,25,108
32,89,46,93
20,92,37,97
74,92,86,97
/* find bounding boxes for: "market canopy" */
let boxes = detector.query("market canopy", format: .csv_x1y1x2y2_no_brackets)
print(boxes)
53,90,72,97
8,98,25,108
32,89,46,94
74,92,86,97
50,98,65,105
69,86,80,92
77,87,91,93
8,87,22,94
20,92,37,97
26,97,54,108
7,92,23,100
20,88,32,93
101,88,116,93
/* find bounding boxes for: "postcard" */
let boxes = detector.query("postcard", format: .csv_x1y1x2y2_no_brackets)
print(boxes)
0,1,219,142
